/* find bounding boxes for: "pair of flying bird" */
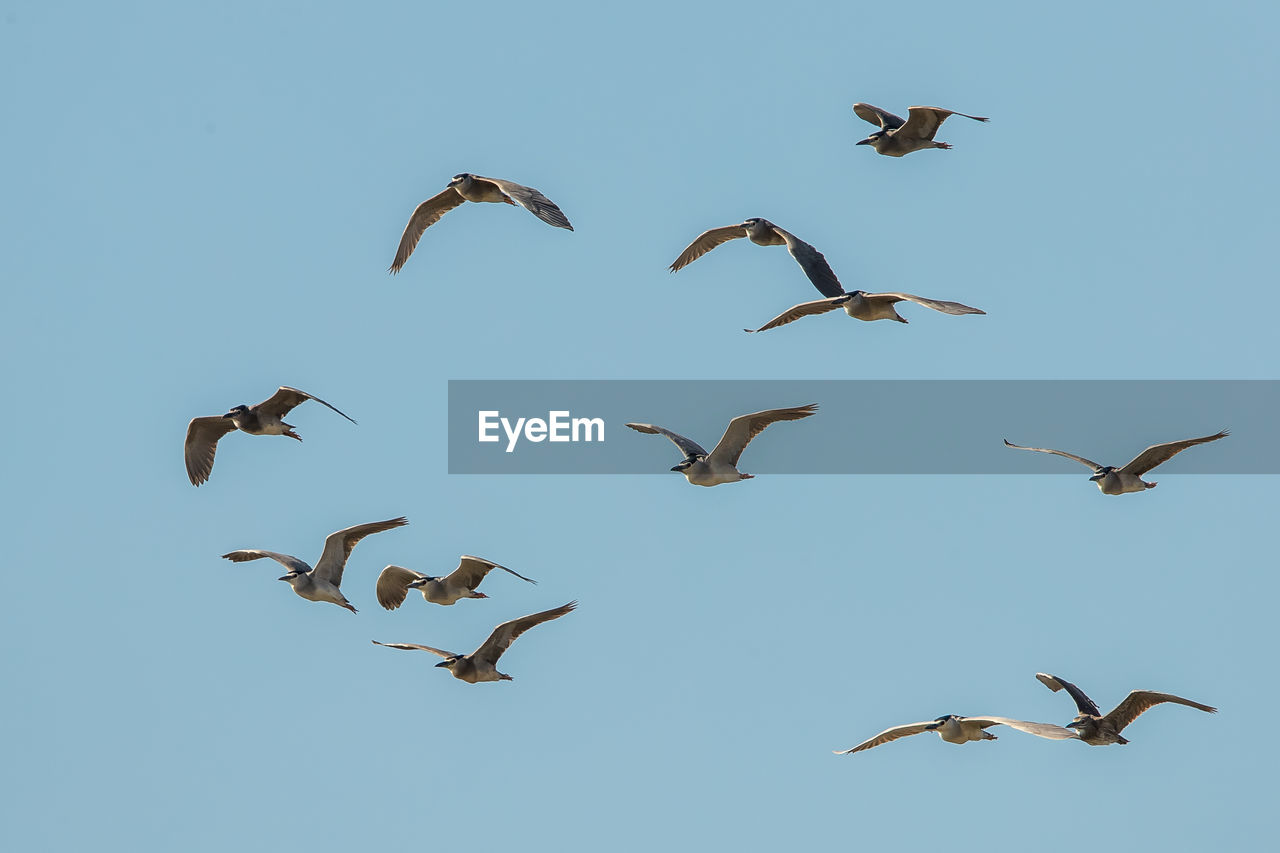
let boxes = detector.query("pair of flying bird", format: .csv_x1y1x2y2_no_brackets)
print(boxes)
221,516,575,683
837,672,1216,755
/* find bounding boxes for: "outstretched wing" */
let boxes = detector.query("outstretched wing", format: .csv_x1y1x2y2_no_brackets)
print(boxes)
478,176,574,230
745,297,845,333
708,404,818,467
256,386,357,423
1035,673,1103,717
1004,441,1103,473
624,422,709,459
473,601,577,664
446,555,537,591
834,720,935,754
852,103,905,130
968,716,1078,740
388,187,468,273
221,549,311,574
872,292,985,316
1103,690,1217,734
375,564,426,610
899,106,989,141
184,416,238,486
371,640,456,659
314,517,409,586
668,224,750,272
1119,431,1229,476
773,227,844,298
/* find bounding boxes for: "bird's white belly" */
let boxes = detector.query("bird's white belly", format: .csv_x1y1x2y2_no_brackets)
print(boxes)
1096,473,1148,495
684,462,742,487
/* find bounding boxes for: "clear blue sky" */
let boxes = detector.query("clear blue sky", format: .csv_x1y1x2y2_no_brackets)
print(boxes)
2,2,1275,851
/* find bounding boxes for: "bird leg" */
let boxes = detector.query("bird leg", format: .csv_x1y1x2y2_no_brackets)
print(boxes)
934,142,953,150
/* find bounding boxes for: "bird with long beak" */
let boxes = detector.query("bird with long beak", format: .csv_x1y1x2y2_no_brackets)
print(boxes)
1035,673,1217,745
852,103,989,156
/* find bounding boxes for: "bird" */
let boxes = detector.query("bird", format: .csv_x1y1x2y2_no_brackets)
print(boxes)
625,404,818,486
184,386,356,486
372,601,577,683
1002,431,1229,494
221,517,408,613
389,173,573,273
852,103,989,157
1035,673,1217,745
745,289,985,332
834,714,1076,754
375,556,537,610
668,218,843,298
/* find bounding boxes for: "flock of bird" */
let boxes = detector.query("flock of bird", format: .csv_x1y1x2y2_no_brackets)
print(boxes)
183,99,1220,749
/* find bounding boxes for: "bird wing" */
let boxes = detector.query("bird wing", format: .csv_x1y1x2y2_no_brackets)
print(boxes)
967,716,1079,740
900,106,989,140
473,601,577,664
314,517,409,586
375,564,425,610
624,422,709,459
744,298,845,333
773,227,844,298
476,176,574,230
708,404,818,468
833,720,935,754
1103,690,1217,734
388,187,467,274
1004,441,1103,472
371,640,456,659
668,224,749,272
851,103,905,130
1118,431,1229,476
256,386,357,424
446,555,537,590
221,549,311,574
1035,673,1103,717
184,416,237,486
870,292,985,316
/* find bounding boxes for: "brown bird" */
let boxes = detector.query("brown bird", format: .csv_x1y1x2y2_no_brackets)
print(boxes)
746,290,984,333
669,218,843,298
184,386,356,486
1035,672,1217,745
389,173,572,274
853,103,989,156
375,556,536,610
373,601,577,683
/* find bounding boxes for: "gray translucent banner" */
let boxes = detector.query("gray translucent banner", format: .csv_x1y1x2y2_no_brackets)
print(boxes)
447,380,1277,474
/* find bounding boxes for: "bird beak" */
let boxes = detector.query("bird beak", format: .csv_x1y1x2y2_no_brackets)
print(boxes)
434,660,451,668
856,137,873,146
277,575,290,582
1088,473,1103,481
407,579,424,589
670,465,683,472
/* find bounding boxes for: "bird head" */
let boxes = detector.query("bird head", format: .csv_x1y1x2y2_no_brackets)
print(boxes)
670,458,695,473
277,571,301,583
448,174,472,187
407,577,437,589
925,715,957,730
224,404,249,418
434,657,459,670
856,132,885,147
1088,466,1116,482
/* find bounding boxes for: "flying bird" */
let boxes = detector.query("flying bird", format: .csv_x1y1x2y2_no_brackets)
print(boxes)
372,601,577,683
389,173,573,274
375,556,537,610
1035,673,1217,745
852,103,989,157
668,218,843,298
1003,431,1229,494
745,289,984,333
221,517,408,613
834,714,1076,754
184,386,357,486
625,404,818,486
